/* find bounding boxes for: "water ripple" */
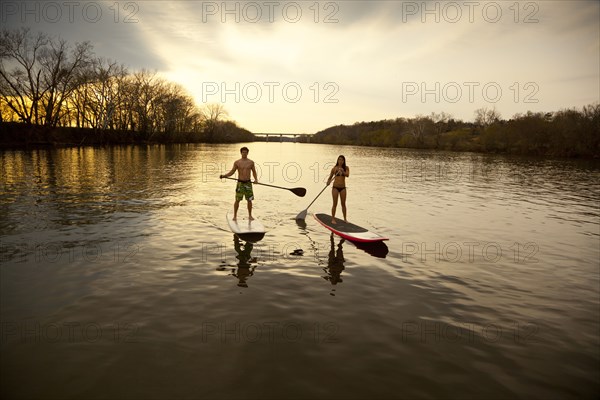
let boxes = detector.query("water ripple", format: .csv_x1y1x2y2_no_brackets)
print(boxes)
1,145,598,399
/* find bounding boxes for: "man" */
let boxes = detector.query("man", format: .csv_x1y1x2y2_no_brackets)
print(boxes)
220,147,258,220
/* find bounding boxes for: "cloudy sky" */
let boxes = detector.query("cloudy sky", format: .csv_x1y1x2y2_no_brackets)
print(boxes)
3,0,599,133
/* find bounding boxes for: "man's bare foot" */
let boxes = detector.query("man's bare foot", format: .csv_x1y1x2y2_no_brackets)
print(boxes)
249,216,254,221
232,216,237,221
331,218,336,224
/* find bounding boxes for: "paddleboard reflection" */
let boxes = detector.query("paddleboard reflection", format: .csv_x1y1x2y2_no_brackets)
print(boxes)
350,240,389,259
296,217,388,259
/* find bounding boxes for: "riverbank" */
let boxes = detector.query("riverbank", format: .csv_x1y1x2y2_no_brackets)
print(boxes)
0,122,255,148
2,118,598,160
311,108,600,159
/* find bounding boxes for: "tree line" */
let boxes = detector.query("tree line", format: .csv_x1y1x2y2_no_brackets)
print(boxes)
312,105,600,158
0,28,253,145
2,28,597,156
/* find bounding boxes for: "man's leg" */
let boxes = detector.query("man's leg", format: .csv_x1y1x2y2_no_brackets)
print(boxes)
233,200,240,220
247,200,254,220
246,183,255,220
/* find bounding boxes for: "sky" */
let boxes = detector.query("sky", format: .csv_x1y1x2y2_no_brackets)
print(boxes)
2,0,599,134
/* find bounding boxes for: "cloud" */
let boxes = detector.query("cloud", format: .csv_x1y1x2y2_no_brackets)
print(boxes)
1,0,166,70
2,0,597,132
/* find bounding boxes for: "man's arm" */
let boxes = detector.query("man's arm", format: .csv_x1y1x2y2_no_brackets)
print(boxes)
251,163,258,183
220,162,238,179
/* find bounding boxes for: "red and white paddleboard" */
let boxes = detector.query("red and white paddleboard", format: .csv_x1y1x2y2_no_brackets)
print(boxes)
313,213,389,243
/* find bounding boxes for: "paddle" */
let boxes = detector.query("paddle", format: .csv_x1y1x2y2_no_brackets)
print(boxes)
221,177,306,197
295,182,330,220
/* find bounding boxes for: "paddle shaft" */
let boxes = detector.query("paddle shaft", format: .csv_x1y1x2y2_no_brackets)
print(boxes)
305,183,330,210
295,182,330,219
222,177,306,196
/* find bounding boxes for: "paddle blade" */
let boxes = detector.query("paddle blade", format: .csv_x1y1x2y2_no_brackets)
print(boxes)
291,187,306,197
295,209,308,220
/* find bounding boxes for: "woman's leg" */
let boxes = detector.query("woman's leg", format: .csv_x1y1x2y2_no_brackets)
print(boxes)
340,188,347,221
331,188,339,223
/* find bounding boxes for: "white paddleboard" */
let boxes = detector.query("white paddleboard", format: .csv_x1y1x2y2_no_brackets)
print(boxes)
226,212,266,235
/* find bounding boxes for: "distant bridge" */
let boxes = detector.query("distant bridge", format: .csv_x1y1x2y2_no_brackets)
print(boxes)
253,133,314,143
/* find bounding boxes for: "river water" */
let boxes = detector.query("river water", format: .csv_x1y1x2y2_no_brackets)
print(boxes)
1,143,599,399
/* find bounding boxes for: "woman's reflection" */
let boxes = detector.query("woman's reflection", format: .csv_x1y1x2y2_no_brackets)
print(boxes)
323,233,345,295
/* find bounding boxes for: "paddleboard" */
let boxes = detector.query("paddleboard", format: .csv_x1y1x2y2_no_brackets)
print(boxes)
227,212,266,235
313,213,389,243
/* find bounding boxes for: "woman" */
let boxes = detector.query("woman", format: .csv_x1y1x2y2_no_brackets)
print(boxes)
326,155,349,224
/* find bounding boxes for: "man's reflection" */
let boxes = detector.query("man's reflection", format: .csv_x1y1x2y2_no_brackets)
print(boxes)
324,233,345,294
232,235,257,287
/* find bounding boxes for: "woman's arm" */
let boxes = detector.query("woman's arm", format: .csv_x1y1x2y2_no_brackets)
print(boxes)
326,167,335,185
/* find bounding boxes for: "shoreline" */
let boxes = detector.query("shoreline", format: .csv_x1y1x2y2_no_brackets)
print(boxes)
0,122,255,148
1,122,598,160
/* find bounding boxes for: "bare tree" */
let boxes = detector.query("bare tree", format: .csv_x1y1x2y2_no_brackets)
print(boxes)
410,114,433,145
71,58,128,130
0,28,93,127
39,38,93,127
1,28,238,143
202,103,228,140
129,69,164,136
157,83,203,134
474,107,501,129
430,111,452,147
0,28,48,124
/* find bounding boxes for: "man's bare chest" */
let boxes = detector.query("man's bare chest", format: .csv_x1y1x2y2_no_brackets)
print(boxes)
237,160,253,169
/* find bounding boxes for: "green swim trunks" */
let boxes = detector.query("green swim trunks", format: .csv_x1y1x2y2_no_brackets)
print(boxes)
236,181,254,201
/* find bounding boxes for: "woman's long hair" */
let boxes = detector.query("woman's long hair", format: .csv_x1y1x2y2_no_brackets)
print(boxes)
336,155,347,173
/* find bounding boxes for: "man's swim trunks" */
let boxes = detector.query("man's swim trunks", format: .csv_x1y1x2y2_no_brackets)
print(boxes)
236,181,254,201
